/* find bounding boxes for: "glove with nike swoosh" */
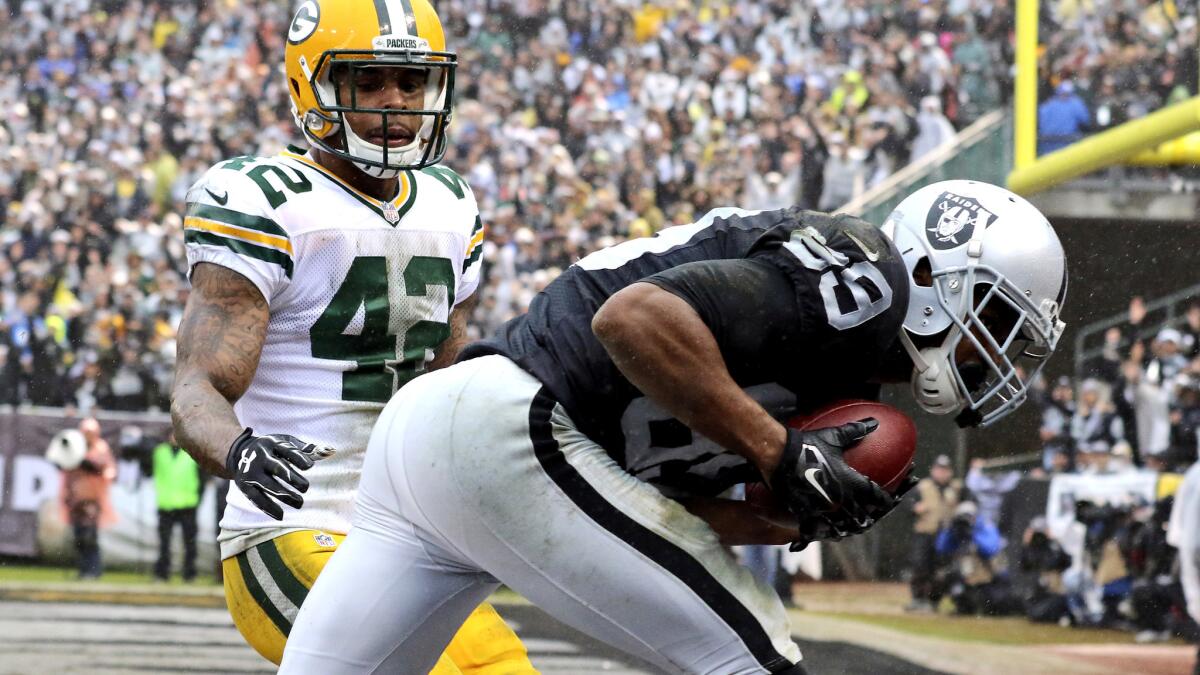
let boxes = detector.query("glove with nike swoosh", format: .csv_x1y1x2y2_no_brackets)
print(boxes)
225,428,334,520
768,418,897,551
787,468,919,551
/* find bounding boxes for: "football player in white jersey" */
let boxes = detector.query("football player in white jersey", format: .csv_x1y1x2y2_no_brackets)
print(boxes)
169,1,533,671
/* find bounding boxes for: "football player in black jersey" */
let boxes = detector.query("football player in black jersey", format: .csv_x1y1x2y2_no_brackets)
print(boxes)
282,181,1067,675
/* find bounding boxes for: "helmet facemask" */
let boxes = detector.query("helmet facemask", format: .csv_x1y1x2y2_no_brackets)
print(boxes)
298,45,455,177
901,260,1063,427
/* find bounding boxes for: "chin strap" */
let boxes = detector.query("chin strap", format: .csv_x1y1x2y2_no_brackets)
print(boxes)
352,160,401,179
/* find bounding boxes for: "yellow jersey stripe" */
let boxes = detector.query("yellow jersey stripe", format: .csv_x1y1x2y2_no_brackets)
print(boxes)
185,217,295,256
466,228,484,255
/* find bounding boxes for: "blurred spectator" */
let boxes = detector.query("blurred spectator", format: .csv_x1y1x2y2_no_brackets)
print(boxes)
152,432,201,582
1017,516,1072,624
965,458,1021,526
1171,378,1200,469
1071,379,1126,472
1148,328,1189,384
906,454,961,613
1184,303,1200,360
1124,296,1151,361
935,501,1014,616
1039,375,1076,471
910,96,956,162
819,133,865,211
1084,327,1125,385
1132,335,1178,470
58,418,116,579
953,28,1002,126
744,169,800,212
1038,81,1090,155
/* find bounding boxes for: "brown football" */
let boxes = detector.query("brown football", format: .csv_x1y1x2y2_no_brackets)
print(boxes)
787,399,917,493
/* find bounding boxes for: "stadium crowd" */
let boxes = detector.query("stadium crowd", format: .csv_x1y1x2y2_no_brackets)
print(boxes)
1037,1,1200,153
1040,298,1200,476
0,0,1023,411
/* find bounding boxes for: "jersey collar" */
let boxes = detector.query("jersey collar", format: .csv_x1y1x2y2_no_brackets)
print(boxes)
280,146,417,225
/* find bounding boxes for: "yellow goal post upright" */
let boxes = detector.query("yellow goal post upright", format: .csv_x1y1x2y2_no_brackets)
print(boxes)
1007,0,1200,196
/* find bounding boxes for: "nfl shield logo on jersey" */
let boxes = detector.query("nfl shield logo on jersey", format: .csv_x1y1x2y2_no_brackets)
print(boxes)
382,201,400,224
924,191,996,250
313,532,336,548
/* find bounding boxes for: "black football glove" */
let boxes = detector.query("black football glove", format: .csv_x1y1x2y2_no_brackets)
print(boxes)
768,418,898,551
788,464,919,551
225,428,334,520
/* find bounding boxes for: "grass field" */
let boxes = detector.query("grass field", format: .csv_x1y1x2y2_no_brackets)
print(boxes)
791,582,1162,646
0,562,218,586
805,610,1141,646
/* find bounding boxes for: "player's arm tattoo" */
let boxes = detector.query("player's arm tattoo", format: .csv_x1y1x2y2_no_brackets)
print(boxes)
170,263,270,478
428,292,477,371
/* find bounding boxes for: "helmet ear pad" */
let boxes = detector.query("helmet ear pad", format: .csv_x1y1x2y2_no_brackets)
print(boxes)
899,328,963,416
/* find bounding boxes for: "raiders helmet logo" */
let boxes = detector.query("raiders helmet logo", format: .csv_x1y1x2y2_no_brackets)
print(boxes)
924,191,996,250
288,0,320,45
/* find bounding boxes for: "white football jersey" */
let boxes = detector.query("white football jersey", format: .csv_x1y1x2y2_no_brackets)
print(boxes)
183,146,484,558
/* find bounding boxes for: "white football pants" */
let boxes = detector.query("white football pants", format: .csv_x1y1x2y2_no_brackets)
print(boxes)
281,355,803,674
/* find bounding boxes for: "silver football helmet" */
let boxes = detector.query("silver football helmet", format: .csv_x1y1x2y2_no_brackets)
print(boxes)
881,180,1067,426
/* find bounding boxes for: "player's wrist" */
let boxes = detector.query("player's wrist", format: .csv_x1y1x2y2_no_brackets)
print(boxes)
750,422,789,487
766,428,804,495
224,427,256,476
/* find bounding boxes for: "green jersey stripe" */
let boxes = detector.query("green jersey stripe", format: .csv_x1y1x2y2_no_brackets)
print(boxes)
463,241,483,273
235,553,293,636
187,203,289,239
185,230,295,278
255,541,311,610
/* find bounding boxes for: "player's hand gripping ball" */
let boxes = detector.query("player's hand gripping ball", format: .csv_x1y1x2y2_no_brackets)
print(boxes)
788,399,917,494
764,400,918,551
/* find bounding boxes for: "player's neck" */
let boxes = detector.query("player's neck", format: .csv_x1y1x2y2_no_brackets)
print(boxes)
311,146,400,202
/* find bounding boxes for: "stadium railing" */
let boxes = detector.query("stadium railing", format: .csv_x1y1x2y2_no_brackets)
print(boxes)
1072,282,1200,379
838,110,1011,226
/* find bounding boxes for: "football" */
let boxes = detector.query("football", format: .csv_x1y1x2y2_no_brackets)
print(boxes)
787,399,917,493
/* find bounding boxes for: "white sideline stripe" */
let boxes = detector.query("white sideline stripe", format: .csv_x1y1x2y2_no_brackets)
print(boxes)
245,546,300,623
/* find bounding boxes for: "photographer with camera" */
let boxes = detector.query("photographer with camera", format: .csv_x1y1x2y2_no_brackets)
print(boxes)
1066,499,1135,626
935,501,1016,615
1018,516,1072,623
906,455,962,613
57,418,117,579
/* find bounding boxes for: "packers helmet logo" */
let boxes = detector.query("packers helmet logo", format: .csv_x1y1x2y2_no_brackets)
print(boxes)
925,191,995,250
288,0,320,45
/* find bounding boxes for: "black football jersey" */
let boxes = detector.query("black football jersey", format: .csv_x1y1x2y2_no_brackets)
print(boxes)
462,207,910,496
